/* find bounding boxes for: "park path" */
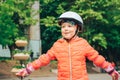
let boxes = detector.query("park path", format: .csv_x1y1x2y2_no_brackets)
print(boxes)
0,73,120,80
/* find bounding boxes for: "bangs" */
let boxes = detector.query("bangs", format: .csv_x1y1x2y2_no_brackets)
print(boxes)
58,18,77,26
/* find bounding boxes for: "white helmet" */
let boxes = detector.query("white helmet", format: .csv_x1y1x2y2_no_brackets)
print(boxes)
58,11,83,32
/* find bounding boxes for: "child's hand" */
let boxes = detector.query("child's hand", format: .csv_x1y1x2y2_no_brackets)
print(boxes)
104,64,120,80
16,68,29,78
16,63,34,78
111,70,120,80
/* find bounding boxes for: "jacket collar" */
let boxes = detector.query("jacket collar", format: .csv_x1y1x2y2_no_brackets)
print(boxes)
62,36,79,43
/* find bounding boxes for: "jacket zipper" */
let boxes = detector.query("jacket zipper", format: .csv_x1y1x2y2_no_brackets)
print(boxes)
68,43,72,80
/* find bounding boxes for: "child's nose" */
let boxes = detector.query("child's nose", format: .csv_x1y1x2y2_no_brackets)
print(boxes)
64,26,69,30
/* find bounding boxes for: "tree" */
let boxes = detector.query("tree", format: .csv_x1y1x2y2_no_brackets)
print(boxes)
0,0,35,57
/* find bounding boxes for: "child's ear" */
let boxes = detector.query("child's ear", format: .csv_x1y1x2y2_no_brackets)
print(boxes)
78,25,83,32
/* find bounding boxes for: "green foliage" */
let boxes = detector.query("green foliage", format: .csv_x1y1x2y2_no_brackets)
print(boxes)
12,49,31,54
92,33,107,49
0,1,18,46
12,49,21,54
106,29,120,48
15,36,27,41
0,0,34,46
13,65,25,69
41,16,57,27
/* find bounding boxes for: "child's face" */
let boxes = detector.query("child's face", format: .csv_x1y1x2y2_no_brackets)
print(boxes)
61,22,77,40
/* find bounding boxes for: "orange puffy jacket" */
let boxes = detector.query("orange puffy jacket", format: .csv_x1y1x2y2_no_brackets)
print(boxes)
31,36,111,80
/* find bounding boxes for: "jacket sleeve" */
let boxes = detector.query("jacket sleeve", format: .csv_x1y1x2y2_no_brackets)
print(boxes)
30,45,56,70
84,40,111,69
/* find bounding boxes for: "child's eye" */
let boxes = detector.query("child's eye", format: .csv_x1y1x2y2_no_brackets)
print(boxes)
61,26,65,28
68,25,72,27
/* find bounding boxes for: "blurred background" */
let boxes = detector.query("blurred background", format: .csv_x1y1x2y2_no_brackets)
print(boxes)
0,0,120,79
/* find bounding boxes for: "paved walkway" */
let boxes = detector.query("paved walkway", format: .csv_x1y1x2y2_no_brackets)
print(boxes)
0,73,120,80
